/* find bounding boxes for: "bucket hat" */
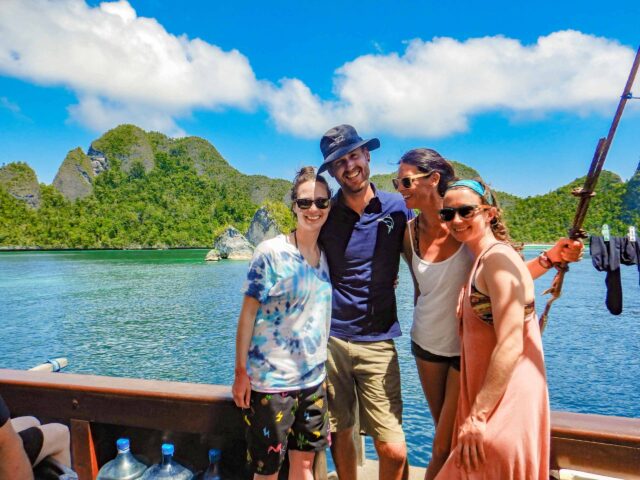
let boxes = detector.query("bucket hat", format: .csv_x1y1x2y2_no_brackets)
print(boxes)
319,124,380,174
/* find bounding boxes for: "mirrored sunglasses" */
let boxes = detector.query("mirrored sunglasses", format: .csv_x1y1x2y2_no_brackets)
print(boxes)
438,205,489,222
392,172,433,190
295,198,331,209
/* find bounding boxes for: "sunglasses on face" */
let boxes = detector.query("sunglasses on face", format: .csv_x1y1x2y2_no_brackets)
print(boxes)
438,205,489,222
392,172,433,190
294,198,331,209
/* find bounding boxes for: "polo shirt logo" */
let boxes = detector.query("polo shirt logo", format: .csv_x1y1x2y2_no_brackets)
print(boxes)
378,215,394,234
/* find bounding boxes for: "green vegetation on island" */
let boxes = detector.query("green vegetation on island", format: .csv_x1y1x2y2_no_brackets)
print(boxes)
0,124,638,249
0,125,289,249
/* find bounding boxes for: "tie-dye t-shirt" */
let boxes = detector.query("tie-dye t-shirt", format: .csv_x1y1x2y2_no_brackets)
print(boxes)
243,234,332,392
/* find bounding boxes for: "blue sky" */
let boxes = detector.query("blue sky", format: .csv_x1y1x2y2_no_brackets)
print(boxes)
0,0,638,196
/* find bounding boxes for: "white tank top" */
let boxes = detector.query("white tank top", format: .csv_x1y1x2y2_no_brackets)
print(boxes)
408,219,474,356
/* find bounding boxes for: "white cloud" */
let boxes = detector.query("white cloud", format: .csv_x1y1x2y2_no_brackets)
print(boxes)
67,95,186,137
0,0,259,134
0,2,635,141
264,31,636,138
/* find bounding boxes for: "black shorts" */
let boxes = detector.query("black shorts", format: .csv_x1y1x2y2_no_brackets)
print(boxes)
411,341,461,371
18,426,44,465
244,381,329,476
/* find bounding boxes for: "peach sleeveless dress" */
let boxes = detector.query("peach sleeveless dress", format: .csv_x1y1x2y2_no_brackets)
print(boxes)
436,243,550,480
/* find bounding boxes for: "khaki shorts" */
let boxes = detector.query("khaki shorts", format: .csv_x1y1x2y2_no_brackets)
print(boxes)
326,336,405,443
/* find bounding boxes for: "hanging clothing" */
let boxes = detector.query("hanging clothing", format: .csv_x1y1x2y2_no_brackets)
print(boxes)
436,243,550,480
621,237,639,284
590,236,638,315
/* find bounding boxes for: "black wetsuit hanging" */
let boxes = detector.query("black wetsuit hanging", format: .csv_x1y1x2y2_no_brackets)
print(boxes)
590,236,638,315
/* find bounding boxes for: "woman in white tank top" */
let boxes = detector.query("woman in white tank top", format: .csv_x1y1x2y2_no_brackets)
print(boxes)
394,149,583,479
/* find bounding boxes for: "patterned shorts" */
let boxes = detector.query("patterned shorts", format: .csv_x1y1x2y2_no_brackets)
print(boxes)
244,381,329,475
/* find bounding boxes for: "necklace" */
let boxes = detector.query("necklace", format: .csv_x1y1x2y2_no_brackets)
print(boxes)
292,230,321,267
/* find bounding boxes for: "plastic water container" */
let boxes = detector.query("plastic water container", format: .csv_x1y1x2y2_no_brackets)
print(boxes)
193,449,221,480
140,443,193,480
97,438,148,480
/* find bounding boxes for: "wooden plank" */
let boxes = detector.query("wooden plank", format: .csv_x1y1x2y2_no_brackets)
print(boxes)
70,419,99,480
0,372,242,436
0,369,232,402
550,436,640,480
549,411,640,479
551,411,640,448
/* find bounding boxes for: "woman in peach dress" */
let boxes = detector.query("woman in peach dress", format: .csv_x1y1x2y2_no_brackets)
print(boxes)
435,179,550,480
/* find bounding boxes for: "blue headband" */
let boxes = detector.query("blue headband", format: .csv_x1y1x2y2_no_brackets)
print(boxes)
448,180,494,205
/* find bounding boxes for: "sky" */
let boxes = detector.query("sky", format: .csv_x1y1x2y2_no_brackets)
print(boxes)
0,0,639,197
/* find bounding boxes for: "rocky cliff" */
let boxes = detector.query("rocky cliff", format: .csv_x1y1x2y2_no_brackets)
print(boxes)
39,124,292,209
52,148,96,201
246,206,281,246
90,124,155,173
0,162,41,208
87,146,109,175
213,227,254,260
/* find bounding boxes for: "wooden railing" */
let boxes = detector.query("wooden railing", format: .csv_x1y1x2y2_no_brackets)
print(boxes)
550,410,640,479
0,369,248,479
1,370,638,479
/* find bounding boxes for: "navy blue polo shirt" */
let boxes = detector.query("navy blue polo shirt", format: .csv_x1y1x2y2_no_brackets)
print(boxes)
319,184,413,341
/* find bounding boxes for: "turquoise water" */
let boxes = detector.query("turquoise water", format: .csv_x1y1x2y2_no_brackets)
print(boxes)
0,249,638,467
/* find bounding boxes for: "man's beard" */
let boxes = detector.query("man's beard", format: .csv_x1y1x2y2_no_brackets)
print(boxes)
340,178,368,195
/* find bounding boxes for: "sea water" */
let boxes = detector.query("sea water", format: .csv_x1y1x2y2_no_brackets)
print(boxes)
0,248,638,467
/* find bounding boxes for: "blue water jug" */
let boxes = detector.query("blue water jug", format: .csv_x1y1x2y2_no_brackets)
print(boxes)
193,449,221,480
140,443,193,480
96,438,148,480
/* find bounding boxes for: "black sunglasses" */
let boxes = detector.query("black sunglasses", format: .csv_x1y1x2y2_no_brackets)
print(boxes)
392,172,433,190
438,205,489,222
294,198,331,209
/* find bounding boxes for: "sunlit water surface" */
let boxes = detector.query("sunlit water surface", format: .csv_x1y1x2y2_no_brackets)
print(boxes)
1,249,638,467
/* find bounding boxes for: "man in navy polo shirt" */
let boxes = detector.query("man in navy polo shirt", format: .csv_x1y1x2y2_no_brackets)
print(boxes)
318,125,412,480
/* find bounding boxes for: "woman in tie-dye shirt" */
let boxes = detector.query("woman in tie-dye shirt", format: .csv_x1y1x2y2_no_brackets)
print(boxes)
232,166,332,480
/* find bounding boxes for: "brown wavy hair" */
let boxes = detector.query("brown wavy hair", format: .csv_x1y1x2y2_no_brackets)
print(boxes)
398,148,457,197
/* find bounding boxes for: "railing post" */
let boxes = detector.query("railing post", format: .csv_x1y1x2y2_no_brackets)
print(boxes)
70,419,99,480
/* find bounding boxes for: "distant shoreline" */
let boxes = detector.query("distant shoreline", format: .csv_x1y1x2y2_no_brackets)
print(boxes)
0,244,555,252
0,246,211,252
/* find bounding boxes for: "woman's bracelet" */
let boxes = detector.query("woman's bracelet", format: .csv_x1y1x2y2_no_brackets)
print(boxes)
537,251,554,269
